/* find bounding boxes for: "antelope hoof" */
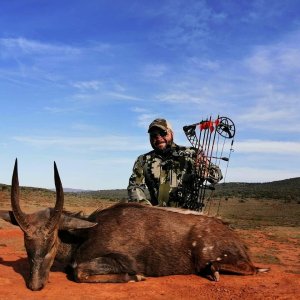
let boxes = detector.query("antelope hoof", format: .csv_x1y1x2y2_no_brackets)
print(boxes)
212,271,220,282
129,274,146,282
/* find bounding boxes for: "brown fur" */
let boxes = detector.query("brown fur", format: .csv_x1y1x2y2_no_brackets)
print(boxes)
73,202,258,280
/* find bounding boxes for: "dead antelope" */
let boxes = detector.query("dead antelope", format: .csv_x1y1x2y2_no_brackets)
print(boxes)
2,159,268,291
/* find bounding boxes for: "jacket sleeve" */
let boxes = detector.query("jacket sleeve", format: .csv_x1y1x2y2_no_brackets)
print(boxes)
207,162,223,183
127,155,152,205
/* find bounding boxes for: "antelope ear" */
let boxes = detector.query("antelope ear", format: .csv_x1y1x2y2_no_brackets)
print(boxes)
0,210,18,225
59,214,97,230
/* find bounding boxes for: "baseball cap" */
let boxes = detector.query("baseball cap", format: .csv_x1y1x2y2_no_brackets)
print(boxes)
148,118,173,133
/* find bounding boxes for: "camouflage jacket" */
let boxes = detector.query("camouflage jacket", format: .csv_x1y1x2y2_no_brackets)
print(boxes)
127,143,223,207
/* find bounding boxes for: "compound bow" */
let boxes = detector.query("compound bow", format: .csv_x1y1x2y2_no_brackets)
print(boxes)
182,116,235,211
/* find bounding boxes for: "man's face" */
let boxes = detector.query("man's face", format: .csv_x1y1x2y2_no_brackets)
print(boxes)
149,128,173,151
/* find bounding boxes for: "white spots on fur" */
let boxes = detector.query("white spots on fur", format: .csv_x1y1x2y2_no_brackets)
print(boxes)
224,254,228,257
202,245,214,253
205,228,211,234
192,241,197,247
216,257,222,261
197,235,202,238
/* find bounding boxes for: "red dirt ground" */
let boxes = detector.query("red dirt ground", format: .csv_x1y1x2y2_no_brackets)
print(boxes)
0,224,299,300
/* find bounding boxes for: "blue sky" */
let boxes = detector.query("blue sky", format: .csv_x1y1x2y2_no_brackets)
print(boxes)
0,0,299,190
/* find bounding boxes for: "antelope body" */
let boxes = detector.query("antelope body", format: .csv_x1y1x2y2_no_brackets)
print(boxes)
4,160,268,291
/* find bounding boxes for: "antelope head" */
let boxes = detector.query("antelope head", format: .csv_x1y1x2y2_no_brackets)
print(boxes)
11,159,64,291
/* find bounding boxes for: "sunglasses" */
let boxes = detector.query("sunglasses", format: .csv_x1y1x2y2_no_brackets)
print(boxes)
149,130,168,138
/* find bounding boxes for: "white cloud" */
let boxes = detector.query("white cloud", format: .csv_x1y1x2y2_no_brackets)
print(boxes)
0,37,80,56
131,108,160,129
71,91,141,103
228,167,299,183
72,93,96,102
89,42,112,53
245,48,273,75
70,123,98,131
71,80,103,91
187,57,220,71
136,113,158,129
13,135,148,151
157,92,209,104
235,86,300,133
235,140,300,155
245,37,300,76
106,92,141,101
131,107,149,113
238,106,288,122
143,64,167,78
44,106,77,113
149,0,226,48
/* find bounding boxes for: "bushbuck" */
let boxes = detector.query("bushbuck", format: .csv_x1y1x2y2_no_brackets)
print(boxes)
1,159,268,291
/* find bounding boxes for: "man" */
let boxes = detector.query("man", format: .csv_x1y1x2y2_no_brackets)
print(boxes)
127,118,223,207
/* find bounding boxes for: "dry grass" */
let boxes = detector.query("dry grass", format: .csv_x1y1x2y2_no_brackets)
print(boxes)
204,197,300,228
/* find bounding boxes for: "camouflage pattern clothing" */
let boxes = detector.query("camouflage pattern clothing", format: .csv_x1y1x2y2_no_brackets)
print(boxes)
127,142,223,207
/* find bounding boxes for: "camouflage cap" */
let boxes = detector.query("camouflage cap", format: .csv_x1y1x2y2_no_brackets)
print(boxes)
148,118,173,133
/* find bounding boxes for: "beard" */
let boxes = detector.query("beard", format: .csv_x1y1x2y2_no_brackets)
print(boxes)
151,138,173,155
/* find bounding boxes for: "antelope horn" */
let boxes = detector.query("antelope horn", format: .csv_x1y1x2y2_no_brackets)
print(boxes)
44,162,64,233
11,159,31,233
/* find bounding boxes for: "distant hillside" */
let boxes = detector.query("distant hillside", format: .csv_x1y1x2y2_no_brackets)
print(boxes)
1,177,299,202
73,177,300,202
214,177,300,201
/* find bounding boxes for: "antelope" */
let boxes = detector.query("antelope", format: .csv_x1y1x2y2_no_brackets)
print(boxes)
1,159,268,291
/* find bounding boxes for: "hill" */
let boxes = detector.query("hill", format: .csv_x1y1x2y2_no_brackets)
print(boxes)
77,177,300,202
1,177,299,202
214,177,300,201
1,177,299,228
